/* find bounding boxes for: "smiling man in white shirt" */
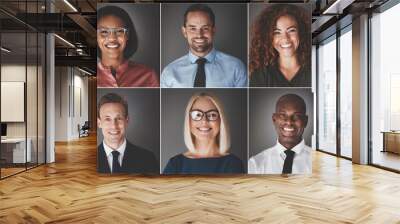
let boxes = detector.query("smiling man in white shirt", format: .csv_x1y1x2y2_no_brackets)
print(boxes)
248,93,312,174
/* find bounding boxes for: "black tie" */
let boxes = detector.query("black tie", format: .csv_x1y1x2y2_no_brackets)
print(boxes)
194,58,207,87
282,149,295,174
111,151,121,173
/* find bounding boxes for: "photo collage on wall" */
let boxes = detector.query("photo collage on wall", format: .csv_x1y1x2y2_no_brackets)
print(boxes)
96,3,313,175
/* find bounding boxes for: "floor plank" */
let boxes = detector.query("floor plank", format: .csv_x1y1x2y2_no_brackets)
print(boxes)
0,135,400,223
372,150,400,171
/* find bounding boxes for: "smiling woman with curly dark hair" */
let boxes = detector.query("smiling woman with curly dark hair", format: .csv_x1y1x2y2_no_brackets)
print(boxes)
249,4,311,87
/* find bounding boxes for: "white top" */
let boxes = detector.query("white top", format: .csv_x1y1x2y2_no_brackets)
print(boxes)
102,139,127,173
248,139,312,174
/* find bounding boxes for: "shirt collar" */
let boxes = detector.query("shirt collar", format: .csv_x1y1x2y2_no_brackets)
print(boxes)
275,139,307,155
97,60,129,75
103,139,127,157
188,48,216,64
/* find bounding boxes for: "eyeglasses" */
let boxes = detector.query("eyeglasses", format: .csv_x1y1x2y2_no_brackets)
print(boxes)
190,109,219,121
274,113,306,122
97,27,128,38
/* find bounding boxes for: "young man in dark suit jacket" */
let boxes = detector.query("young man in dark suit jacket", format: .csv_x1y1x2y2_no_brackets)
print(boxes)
97,93,158,174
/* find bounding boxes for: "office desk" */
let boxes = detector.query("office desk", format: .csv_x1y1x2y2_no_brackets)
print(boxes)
382,131,400,154
1,138,31,163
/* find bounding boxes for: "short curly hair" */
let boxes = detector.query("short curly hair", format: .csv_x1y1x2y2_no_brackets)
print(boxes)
249,4,310,74
97,5,138,59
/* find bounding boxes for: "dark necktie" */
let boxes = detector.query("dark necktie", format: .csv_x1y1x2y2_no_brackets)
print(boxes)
282,149,295,174
194,58,207,87
111,151,121,173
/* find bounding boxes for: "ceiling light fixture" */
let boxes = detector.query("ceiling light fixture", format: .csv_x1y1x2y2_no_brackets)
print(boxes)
54,34,75,48
1,47,11,53
322,0,355,15
78,67,93,76
63,0,78,12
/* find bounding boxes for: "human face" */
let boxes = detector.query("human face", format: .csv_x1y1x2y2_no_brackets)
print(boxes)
97,15,128,62
272,100,307,148
182,11,215,57
190,97,220,142
272,15,300,58
97,103,128,149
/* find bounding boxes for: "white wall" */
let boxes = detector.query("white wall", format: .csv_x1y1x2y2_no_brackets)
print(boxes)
54,66,69,141
1,65,36,137
54,66,89,141
1,63,46,163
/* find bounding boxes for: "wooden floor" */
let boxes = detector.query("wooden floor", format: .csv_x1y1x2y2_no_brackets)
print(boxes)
1,163,44,178
372,150,400,171
1,135,400,223
1,167,26,178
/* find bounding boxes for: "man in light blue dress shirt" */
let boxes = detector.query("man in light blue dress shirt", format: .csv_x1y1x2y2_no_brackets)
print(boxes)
161,4,247,88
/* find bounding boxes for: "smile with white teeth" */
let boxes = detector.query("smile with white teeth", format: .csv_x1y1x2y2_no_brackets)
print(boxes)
283,127,295,132
105,43,120,48
197,127,211,132
108,131,120,135
280,43,292,48
193,39,206,44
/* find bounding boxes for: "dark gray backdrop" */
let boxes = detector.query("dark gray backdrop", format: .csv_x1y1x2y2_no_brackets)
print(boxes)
249,88,314,158
97,88,160,165
98,3,160,76
249,3,311,26
161,88,247,172
161,3,247,69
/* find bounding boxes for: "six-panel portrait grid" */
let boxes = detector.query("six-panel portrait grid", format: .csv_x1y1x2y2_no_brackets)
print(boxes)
97,2,314,175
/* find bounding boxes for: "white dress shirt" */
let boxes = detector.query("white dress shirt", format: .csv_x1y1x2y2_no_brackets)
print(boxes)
102,139,127,173
248,139,312,174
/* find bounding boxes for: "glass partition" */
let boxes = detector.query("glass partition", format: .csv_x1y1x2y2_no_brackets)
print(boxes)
27,31,38,169
1,31,27,177
0,1,46,179
38,32,45,165
317,35,337,155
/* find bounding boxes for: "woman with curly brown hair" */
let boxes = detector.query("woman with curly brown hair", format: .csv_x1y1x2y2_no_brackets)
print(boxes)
249,4,311,87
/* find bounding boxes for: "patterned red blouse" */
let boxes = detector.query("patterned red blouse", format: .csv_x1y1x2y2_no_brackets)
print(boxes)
97,60,159,87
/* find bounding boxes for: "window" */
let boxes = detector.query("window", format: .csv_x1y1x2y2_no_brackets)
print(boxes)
339,28,352,158
371,2,400,171
317,35,337,154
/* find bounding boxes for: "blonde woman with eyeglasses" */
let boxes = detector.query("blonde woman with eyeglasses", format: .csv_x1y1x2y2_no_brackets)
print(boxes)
163,92,244,174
